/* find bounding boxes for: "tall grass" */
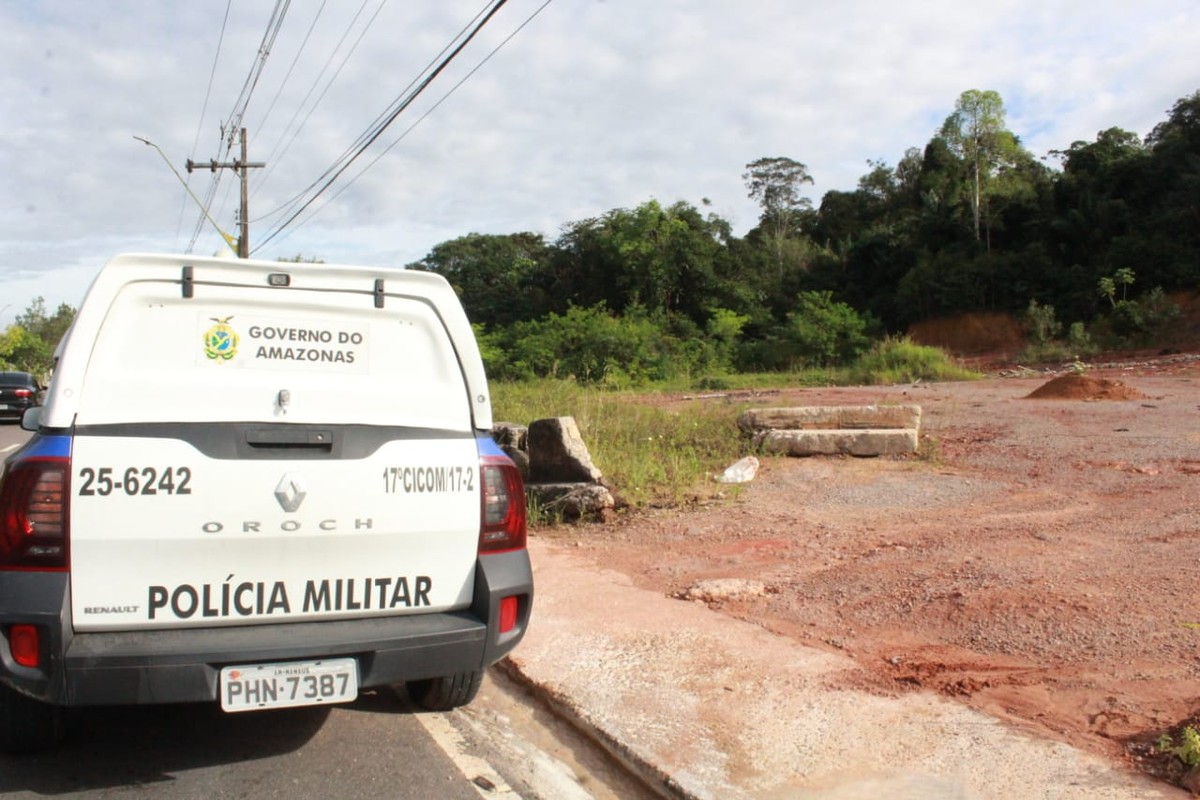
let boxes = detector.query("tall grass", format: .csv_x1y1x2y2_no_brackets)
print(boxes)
492,379,750,508
847,336,977,384
491,342,978,515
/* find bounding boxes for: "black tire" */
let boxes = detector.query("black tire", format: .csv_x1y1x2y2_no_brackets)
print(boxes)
0,683,65,754
407,671,483,711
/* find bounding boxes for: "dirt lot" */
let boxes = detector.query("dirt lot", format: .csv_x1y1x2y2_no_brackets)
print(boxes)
544,355,1200,789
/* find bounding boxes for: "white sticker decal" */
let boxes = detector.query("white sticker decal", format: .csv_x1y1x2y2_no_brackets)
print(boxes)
198,315,369,372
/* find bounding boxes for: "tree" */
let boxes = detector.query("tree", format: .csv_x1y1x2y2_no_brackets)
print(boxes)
939,90,1019,246
1147,90,1200,154
0,326,53,377
550,200,725,326
15,297,75,353
1055,127,1144,178
782,291,874,367
743,157,814,272
408,233,553,328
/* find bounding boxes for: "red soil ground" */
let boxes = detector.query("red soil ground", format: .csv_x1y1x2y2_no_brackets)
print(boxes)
543,353,1200,790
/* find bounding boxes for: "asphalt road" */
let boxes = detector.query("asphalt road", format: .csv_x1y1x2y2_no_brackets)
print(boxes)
0,420,27,464
0,691,489,799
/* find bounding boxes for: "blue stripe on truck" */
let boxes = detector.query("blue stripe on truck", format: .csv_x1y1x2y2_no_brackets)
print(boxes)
11,433,71,460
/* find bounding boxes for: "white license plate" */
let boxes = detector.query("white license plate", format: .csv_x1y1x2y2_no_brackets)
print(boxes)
0,404,8,410
220,657,358,712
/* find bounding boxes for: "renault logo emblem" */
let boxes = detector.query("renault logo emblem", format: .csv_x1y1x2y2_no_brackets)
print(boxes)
274,473,307,513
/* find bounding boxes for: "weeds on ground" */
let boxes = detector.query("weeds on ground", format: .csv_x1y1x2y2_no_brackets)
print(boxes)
1158,726,1200,768
492,378,750,509
491,341,976,513
917,434,944,465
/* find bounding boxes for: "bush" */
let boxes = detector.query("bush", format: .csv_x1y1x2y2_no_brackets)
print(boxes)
738,291,875,371
785,291,875,367
1067,321,1097,355
848,336,978,385
485,304,743,386
1016,300,1099,364
1158,726,1200,768
1092,287,1183,347
1022,300,1062,345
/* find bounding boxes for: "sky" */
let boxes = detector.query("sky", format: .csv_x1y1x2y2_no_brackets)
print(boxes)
2,0,1199,328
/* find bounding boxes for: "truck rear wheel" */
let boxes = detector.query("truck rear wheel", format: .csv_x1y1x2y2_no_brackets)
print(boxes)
0,684,65,754
407,670,483,711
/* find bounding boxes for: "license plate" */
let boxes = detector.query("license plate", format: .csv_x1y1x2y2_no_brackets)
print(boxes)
220,657,358,712
0,404,8,410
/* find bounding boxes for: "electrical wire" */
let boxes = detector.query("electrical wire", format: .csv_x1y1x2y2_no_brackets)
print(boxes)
189,0,292,253
246,0,330,153
179,0,232,252
249,0,386,200
223,0,292,153
253,0,512,252
252,0,488,223
208,0,293,230
255,0,553,254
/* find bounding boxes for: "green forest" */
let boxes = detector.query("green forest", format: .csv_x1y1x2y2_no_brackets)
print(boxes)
406,88,1200,384
3,89,1198,385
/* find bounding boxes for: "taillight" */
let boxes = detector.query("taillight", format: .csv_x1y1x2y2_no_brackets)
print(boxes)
9,625,41,668
0,457,70,570
14,389,32,399
478,454,526,554
498,596,519,633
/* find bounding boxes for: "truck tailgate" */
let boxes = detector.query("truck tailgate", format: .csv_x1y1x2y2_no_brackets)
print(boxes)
70,433,481,632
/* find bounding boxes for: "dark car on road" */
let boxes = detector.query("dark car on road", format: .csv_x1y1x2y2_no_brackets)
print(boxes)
0,371,43,422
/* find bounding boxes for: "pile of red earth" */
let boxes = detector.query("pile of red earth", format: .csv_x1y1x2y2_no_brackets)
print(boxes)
1025,372,1148,401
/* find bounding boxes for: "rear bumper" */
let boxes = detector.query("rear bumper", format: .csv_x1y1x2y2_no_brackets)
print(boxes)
0,550,533,707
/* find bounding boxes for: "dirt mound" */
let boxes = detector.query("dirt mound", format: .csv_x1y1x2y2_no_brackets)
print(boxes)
908,311,1024,355
1024,372,1148,400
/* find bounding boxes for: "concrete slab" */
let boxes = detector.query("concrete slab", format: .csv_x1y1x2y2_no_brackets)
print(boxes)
756,427,919,456
738,405,922,433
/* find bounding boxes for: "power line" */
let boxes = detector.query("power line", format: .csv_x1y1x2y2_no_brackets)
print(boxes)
223,0,292,153
246,0,330,157
249,0,387,201
254,0,553,255
254,0,511,252
178,0,232,250
190,0,292,253
259,0,553,252
251,0,485,222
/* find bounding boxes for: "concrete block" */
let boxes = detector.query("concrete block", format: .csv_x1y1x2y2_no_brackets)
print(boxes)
739,405,921,433
756,428,919,457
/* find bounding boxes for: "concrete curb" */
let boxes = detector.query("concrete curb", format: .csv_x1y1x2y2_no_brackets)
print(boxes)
496,658,694,800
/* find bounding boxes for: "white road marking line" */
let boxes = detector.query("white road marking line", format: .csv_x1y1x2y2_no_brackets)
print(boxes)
414,710,523,800
1,444,18,454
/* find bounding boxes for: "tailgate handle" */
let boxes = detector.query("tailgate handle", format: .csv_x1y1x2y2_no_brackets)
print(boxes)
246,428,334,450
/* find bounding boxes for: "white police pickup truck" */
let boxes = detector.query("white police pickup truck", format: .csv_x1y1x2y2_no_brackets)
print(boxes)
0,253,532,752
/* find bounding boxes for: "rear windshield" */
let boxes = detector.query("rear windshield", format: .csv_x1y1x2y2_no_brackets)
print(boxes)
73,281,472,430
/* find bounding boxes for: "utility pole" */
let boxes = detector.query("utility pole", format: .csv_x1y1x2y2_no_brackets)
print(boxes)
187,128,265,258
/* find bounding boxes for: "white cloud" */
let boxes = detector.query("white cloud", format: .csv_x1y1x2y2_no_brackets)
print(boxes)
2,0,1199,327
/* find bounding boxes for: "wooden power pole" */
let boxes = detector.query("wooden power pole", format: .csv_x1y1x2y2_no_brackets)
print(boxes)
187,128,265,258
